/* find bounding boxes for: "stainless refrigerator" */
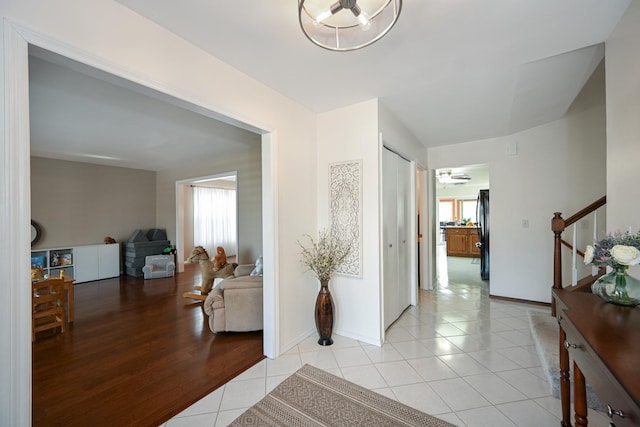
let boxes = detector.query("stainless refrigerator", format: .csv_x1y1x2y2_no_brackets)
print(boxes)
476,189,490,280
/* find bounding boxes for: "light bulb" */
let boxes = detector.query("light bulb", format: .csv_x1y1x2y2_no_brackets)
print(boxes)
350,4,370,28
313,1,343,24
314,9,334,23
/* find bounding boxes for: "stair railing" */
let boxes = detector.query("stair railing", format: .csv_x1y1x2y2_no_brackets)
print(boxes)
551,196,606,316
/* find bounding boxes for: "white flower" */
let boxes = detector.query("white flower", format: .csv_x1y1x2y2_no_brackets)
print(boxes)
584,245,595,265
610,245,640,266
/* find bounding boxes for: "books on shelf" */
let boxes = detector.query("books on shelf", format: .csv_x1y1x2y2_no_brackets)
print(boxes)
50,252,72,267
31,255,45,269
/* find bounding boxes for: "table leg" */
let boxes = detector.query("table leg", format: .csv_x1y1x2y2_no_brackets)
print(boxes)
65,283,74,323
559,327,572,426
574,361,588,427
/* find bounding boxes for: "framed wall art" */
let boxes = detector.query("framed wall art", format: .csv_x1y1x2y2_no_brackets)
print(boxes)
329,160,362,277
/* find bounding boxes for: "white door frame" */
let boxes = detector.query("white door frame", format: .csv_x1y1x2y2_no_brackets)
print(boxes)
1,20,278,425
176,171,239,272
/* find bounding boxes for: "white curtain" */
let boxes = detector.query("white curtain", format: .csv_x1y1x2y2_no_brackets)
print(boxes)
193,186,237,257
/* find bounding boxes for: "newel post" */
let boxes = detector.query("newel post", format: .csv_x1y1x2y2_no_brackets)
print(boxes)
551,212,566,316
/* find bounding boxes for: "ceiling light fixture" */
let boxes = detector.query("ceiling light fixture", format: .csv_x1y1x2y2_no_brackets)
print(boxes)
437,170,471,185
299,0,402,52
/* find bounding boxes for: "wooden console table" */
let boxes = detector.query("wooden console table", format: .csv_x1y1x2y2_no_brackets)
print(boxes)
553,288,640,426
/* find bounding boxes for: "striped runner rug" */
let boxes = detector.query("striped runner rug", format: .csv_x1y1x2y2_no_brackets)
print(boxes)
230,364,456,427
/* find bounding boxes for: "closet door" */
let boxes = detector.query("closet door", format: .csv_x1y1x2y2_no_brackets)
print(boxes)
396,154,411,313
383,148,399,330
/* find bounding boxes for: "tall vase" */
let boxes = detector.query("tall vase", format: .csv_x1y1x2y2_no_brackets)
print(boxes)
591,265,640,306
315,279,334,346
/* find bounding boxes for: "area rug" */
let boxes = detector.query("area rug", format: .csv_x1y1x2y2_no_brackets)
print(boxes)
528,310,604,411
230,364,456,426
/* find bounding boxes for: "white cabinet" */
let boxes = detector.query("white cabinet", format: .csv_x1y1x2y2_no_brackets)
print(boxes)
74,245,99,283
74,244,120,283
33,243,120,284
98,244,120,280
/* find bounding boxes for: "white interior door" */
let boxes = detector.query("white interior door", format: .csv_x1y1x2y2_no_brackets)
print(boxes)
397,155,411,312
383,148,399,329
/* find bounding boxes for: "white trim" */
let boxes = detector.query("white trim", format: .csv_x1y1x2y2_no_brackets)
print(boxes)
176,170,239,270
418,167,432,290
2,18,33,426
261,131,278,359
409,160,418,306
175,181,187,272
377,132,385,343
1,20,280,422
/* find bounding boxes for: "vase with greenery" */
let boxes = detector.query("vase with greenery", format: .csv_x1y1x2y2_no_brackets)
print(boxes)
584,231,640,306
298,229,351,345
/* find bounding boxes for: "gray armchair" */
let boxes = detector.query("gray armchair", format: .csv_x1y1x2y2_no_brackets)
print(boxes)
203,264,263,333
142,255,175,279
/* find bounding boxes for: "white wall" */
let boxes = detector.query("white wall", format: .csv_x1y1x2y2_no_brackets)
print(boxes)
156,146,263,265
378,103,428,167
313,100,427,345
436,181,489,201
0,1,317,423
31,157,157,248
429,76,606,302
317,99,382,345
606,0,640,233
606,0,640,281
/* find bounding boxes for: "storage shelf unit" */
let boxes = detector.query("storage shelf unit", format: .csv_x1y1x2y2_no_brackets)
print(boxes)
31,247,74,278
31,243,120,283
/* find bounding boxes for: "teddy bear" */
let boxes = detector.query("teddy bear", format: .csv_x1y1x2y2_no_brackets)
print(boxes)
213,246,227,270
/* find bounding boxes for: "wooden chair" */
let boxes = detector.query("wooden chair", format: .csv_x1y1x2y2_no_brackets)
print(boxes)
32,277,66,341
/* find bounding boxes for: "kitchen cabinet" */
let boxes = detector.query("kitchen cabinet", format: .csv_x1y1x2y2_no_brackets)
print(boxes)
446,227,480,257
469,232,481,256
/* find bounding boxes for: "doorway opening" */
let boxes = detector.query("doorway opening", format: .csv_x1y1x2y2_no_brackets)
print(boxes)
434,163,490,291
176,172,242,271
5,23,280,423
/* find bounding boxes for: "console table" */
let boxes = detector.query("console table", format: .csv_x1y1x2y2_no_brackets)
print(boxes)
553,288,640,426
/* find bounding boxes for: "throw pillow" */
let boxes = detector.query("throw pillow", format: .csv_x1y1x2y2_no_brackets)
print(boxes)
250,256,263,276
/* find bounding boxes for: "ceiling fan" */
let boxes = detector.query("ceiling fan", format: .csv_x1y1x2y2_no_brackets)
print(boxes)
437,170,471,184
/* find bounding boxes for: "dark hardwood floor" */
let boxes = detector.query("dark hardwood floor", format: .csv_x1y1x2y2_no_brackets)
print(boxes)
32,263,264,427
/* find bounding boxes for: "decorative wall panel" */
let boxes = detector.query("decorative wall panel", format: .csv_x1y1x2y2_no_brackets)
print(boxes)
329,160,362,277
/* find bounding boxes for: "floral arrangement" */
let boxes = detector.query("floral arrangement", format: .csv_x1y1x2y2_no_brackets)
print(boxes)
584,230,640,269
297,229,351,282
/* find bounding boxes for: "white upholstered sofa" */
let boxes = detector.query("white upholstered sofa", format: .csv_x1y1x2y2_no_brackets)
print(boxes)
203,263,263,333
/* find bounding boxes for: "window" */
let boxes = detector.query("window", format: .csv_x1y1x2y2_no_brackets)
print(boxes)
439,198,478,224
193,187,237,256
460,199,478,223
438,199,455,223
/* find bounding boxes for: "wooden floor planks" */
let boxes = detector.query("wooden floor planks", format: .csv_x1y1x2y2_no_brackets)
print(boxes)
32,263,264,427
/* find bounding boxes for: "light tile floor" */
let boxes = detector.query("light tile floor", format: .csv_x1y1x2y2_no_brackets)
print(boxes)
162,253,610,426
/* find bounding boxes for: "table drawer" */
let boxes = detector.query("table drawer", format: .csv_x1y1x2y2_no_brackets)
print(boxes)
559,313,640,426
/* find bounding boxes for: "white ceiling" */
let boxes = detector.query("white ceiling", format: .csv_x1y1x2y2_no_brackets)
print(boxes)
29,48,261,171
29,1,631,171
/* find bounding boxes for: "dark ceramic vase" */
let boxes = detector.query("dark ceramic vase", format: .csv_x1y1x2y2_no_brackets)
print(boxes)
315,279,334,346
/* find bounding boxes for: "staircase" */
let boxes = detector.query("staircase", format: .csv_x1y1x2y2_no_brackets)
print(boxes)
551,196,606,316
